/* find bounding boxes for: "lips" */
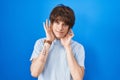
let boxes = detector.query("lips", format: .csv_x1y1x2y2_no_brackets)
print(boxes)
56,31,64,34
56,30,64,33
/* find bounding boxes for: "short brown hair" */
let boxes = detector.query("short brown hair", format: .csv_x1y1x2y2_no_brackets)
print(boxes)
49,4,75,29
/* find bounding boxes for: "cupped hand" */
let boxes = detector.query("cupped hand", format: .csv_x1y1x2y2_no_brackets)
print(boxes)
43,19,55,41
60,29,74,48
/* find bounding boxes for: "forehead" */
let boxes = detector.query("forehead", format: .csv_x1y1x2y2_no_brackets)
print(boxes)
55,16,67,24
56,20,65,24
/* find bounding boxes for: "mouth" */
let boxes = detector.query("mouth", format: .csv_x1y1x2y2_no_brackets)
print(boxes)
56,30,64,33
56,31,64,34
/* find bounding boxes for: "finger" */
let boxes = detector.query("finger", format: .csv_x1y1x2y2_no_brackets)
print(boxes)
69,29,74,37
49,20,52,30
43,22,47,32
49,20,51,27
46,19,49,28
69,29,72,33
68,29,72,35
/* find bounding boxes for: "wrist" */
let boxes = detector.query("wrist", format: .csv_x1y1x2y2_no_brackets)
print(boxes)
65,45,72,54
44,39,52,45
64,45,71,50
46,37,54,42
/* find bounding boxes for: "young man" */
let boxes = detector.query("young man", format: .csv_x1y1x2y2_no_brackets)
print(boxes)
30,4,85,80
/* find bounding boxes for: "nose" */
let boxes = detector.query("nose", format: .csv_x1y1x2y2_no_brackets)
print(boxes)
58,25,63,31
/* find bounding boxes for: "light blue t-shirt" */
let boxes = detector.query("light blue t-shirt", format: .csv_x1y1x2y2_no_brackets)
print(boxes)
30,38,85,80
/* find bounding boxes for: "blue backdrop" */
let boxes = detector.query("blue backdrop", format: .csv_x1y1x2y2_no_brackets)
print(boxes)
0,0,120,80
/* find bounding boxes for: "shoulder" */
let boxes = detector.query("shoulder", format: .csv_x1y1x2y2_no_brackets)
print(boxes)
34,38,46,46
71,40,84,49
71,40,85,56
36,38,45,43
71,40,85,54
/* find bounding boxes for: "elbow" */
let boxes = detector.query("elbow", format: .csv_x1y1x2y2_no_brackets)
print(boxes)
72,73,83,80
74,76,83,80
30,66,40,78
31,71,39,78
73,70,84,80
76,72,84,80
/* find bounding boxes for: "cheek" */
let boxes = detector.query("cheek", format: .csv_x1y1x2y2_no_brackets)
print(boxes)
52,24,58,31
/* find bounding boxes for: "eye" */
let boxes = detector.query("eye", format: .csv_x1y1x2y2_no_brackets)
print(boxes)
63,24,68,27
55,20,60,25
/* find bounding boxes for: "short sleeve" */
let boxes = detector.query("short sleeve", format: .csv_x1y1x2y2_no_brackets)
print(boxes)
73,43,85,68
30,39,44,61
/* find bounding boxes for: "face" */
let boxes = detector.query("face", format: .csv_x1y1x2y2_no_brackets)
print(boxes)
51,21,70,39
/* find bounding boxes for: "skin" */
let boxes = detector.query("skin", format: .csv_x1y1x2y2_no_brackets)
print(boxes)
30,19,84,80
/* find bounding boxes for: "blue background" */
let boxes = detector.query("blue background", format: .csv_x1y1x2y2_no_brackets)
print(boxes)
0,0,120,80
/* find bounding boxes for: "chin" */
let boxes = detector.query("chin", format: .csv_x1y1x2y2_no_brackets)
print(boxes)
55,35,65,39
54,32,66,39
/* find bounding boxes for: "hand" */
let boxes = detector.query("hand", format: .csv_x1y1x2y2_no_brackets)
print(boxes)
60,29,74,48
43,19,55,41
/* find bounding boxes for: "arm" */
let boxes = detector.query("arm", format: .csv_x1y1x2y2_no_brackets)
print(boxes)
61,30,84,80
65,46,84,80
30,42,51,77
30,19,55,77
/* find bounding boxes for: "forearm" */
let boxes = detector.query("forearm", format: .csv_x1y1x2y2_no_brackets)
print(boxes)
65,46,84,80
30,43,50,77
